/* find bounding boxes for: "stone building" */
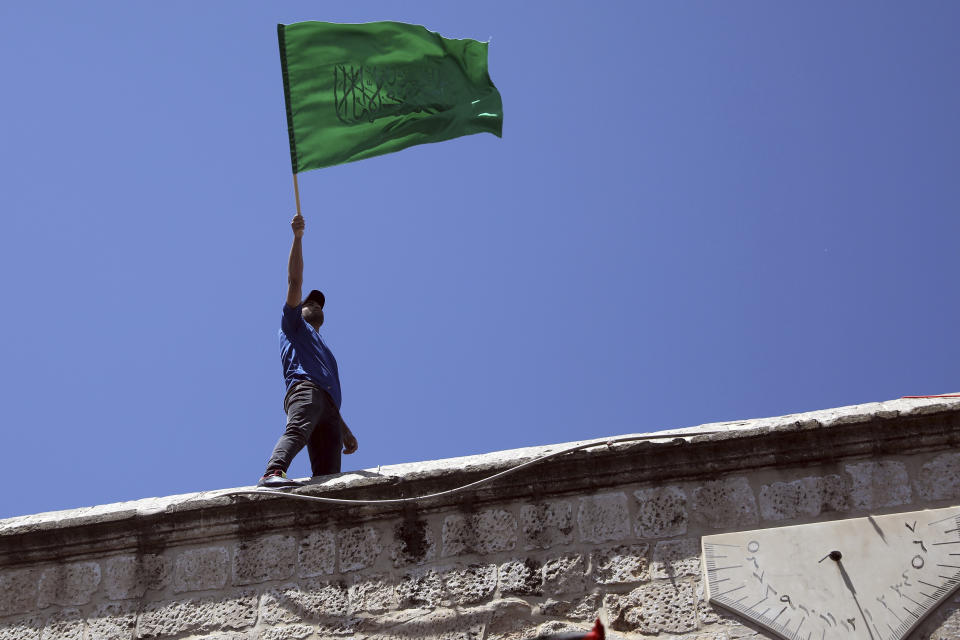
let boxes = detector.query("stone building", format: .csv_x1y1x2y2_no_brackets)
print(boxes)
1,395,959,639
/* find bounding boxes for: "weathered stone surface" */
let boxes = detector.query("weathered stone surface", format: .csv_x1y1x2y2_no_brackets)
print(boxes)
390,519,436,567
482,599,537,639
846,460,911,510
609,580,697,634
0,568,38,616
438,625,485,640
396,569,444,608
577,492,630,543
540,593,600,621
519,501,574,550
442,510,517,557
40,608,84,640
350,574,400,613
0,615,43,640
103,554,169,601
592,544,649,584
911,592,960,640
136,592,258,638
87,602,137,640
260,579,351,624
259,584,304,625
535,621,586,637
298,529,335,577
692,477,759,529
914,452,960,501
498,559,542,596
542,554,586,595
651,538,700,579
633,485,688,538
233,535,296,585
339,526,383,572
258,625,313,640
174,546,229,593
38,561,101,607
758,474,848,521
443,564,497,605
366,605,491,638
315,619,360,637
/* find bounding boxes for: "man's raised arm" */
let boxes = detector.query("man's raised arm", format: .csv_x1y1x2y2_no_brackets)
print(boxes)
286,214,305,308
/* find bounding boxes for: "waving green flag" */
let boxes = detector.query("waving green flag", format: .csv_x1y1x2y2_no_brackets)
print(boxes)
278,21,503,173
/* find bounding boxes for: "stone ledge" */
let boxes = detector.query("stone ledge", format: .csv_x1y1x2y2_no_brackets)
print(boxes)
1,394,958,565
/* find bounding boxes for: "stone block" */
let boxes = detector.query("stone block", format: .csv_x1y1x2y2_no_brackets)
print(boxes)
442,509,517,557
349,574,400,613
914,452,960,501
633,485,688,538
103,554,169,600
758,475,848,521
87,602,137,640
396,569,444,608
260,579,350,624
692,477,759,529
390,519,436,567
542,554,586,595
483,599,537,639
540,593,601,621
315,619,360,637
258,625,313,640
443,564,497,605
591,544,649,584
846,460,911,510
338,526,383,572
535,621,587,637
136,592,258,638
259,584,304,625
577,492,630,543
0,615,43,640
233,535,296,585
438,624,485,640
651,538,700,579
298,529,335,577
911,590,960,640
39,608,84,640
498,559,542,596
0,568,39,616
608,580,697,634
519,501,574,550
38,561,101,607
174,546,229,593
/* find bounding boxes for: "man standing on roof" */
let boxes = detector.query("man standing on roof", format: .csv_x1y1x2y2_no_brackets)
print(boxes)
258,213,358,488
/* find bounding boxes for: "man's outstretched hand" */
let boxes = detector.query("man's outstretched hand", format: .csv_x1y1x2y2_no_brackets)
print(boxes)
291,214,305,238
341,420,358,455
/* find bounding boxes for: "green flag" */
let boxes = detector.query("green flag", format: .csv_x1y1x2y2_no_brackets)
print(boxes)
277,21,503,173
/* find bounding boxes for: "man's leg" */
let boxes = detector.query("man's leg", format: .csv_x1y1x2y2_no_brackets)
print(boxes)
306,396,343,476
263,382,328,477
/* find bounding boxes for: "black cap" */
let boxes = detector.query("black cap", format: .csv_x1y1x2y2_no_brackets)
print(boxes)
303,289,325,308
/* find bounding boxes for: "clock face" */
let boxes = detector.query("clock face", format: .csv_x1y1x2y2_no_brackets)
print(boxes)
702,506,960,640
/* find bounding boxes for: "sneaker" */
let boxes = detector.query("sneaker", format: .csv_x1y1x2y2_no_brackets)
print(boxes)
257,469,303,488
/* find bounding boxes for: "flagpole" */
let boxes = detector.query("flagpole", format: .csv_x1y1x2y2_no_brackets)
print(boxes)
292,173,302,216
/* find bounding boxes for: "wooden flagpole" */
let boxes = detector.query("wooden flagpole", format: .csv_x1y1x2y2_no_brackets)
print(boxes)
292,173,302,216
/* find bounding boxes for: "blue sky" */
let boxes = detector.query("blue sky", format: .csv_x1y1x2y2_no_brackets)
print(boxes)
1,2,957,520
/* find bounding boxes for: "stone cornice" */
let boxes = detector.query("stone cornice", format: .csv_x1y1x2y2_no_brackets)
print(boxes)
2,395,958,567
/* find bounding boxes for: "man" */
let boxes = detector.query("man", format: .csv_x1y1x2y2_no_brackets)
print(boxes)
258,213,358,488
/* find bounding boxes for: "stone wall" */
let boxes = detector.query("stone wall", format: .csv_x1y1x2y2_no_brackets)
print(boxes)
2,395,960,640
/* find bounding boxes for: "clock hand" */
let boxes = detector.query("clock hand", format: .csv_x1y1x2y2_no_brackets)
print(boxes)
825,552,877,640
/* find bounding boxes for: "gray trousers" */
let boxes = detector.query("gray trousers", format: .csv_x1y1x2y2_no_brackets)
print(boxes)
265,380,342,477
